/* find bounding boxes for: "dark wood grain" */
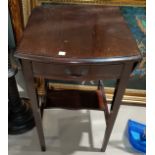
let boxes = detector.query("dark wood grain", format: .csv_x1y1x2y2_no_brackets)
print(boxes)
15,5,141,63
101,62,133,151
21,60,46,151
32,62,123,80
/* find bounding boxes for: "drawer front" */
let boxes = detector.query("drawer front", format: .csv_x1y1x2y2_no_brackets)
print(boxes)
90,64,123,79
32,62,123,80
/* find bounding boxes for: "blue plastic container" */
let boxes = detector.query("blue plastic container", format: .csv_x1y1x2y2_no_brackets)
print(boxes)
128,119,146,153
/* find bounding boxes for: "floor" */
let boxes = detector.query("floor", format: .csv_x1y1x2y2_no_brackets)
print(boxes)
8,71,146,155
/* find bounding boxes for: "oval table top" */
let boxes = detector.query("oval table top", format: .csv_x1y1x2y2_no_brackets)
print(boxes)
15,4,141,64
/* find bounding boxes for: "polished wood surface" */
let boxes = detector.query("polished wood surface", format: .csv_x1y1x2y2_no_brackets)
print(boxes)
32,61,123,81
16,5,141,63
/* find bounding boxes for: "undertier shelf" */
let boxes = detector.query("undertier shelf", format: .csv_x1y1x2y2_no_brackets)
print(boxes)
43,89,110,124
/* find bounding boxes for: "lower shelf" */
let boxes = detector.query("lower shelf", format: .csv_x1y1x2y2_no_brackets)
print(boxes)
45,89,103,110
44,87,107,110
41,88,110,125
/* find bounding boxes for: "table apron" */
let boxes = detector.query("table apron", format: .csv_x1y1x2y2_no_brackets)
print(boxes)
32,62,123,81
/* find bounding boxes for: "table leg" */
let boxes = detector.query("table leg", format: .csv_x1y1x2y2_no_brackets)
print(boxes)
21,60,46,151
101,63,133,152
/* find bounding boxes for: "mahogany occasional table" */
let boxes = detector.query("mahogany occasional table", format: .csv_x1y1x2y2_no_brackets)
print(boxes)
15,4,141,152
